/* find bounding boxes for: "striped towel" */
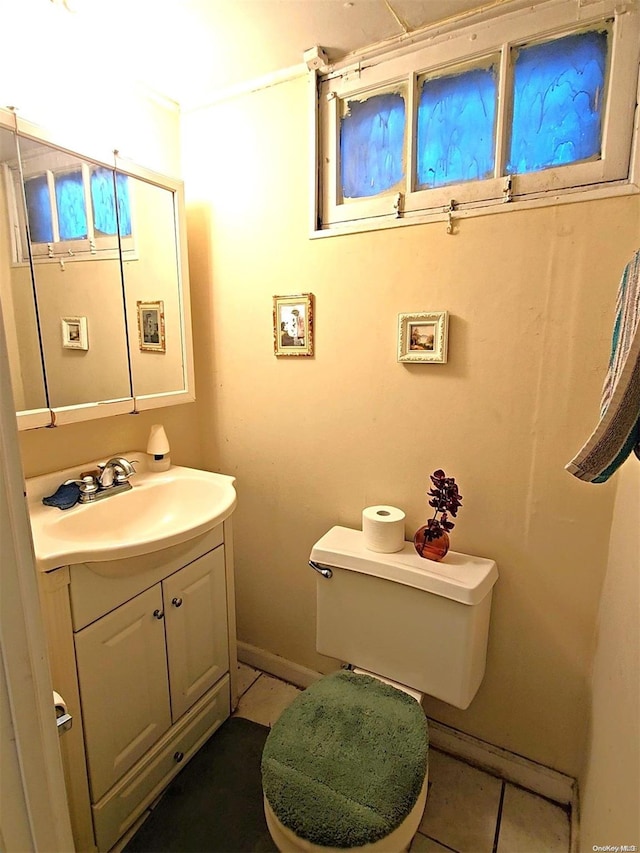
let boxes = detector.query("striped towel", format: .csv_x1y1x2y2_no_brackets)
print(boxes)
566,249,640,483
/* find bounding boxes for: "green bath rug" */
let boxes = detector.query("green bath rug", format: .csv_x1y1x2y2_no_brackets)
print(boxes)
125,716,276,852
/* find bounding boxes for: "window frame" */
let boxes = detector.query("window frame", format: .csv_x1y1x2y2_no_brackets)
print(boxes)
313,0,640,235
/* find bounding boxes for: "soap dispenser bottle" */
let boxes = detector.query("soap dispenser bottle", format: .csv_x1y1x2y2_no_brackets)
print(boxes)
147,424,171,472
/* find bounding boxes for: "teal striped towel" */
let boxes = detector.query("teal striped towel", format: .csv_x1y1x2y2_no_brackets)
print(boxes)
566,249,640,483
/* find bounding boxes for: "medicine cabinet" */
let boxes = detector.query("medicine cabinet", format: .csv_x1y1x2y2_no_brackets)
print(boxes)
0,108,194,429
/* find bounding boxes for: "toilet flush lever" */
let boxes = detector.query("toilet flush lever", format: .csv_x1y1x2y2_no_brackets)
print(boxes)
309,560,333,579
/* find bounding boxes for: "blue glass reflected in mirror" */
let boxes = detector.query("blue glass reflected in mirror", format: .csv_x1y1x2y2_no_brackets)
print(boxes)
340,90,405,198
508,29,608,174
91,168,132,237
24,175,53,243
55,170,87,240
416,64,497,189
115,172,132,237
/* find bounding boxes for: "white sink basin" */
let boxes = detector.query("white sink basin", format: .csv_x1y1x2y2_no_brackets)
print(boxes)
27,454,237,572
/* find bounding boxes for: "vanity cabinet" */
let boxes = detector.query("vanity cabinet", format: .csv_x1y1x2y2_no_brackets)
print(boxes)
38,523,238,853
76,584,173,803
76,548,229,801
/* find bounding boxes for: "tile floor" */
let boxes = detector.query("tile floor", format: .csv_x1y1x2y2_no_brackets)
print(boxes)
234,664,572,853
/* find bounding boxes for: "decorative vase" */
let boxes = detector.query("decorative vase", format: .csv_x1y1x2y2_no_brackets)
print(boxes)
413,526,450,561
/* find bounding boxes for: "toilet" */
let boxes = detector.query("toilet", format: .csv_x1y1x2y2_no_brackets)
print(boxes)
262,525,498,852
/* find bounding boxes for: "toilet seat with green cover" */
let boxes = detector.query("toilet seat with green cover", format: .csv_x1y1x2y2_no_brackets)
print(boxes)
261,670,429,848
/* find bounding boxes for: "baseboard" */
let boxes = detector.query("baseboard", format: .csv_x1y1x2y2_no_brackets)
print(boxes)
238,643,578,810
427,719,577,806
237,641,323,690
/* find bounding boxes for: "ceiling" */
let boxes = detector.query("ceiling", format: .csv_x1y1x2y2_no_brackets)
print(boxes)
54,0,499,108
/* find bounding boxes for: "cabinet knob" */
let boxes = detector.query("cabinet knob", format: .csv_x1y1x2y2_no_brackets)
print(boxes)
171,597,183,608
153,609,164,620
174,751,184,763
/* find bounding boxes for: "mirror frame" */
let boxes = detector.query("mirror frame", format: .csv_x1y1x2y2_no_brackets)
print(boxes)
114,153,195,418
0,108,194,430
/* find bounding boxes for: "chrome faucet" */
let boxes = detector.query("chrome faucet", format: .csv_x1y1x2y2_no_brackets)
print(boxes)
98,456,137,489
65,456,137,504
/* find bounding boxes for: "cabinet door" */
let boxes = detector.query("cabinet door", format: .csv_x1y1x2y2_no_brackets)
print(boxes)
163,547,229,721
74,585,171,802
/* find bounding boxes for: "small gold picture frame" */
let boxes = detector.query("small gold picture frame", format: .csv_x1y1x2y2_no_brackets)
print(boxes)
61,316,88,350
137,300,165,353
398,311,449,363
273,293,314,357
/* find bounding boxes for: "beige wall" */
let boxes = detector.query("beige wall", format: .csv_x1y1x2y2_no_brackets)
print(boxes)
579,457,640,850
182,75,639,778
26,256,131,409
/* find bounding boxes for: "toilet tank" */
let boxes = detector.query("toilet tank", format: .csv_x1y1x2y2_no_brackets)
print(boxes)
311,526,498,710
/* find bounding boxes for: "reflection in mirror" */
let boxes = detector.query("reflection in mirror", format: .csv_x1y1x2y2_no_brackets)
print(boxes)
117,172,186,398
17,136,132,409
0,125,49,417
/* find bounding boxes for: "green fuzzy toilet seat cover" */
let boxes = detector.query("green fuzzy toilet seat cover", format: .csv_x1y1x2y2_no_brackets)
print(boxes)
261,670,429,848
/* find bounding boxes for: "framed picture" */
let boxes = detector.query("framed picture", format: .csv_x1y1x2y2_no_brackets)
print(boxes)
398,311,449,363
273,293,314,357
61,316,88,350
137,300,166,353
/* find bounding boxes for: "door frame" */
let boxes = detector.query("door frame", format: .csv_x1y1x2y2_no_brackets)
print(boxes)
0,299,75,851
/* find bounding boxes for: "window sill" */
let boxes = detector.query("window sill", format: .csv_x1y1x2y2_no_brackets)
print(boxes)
310,179,640,239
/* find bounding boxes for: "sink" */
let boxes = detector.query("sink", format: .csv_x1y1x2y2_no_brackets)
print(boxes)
27,454,237,572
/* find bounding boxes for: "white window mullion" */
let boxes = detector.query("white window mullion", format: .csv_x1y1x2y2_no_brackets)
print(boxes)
82,161,95,246
494,44,512,179
46,170,60,244
323,92,340,214
406,72,417,197
599,7,640,174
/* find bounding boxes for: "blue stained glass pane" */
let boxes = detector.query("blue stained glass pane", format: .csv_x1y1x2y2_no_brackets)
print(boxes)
340,92,405,198
91,167,116,235
115,173,132,237
508,30,607,174
24,175,53,244
416,65,497,189
91,169,132,237
55,171,87,240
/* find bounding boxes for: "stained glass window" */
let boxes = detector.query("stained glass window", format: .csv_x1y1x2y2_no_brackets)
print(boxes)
416,63,497,189
508,29,608,174
317,1,637,234
91,168,132,237
24,175,53,244
55,170,87,240
340,90,406,198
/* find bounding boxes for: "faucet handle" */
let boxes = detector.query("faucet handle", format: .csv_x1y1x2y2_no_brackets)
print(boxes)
97,464,115,488
64,475,99,496
99,456,138,486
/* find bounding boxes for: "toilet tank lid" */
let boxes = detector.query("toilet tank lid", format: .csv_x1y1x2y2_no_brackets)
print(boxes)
310,526,498,605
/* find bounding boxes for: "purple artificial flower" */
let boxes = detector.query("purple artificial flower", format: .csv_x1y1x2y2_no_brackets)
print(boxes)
422,470,463,541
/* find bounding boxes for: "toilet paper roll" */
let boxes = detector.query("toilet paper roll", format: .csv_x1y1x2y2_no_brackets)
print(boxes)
362,506,406,553
53,690,68,719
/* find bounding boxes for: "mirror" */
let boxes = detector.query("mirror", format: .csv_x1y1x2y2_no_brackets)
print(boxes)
0,108,194,429
0,124,50,427
17,135,133,410
117,169,188,400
